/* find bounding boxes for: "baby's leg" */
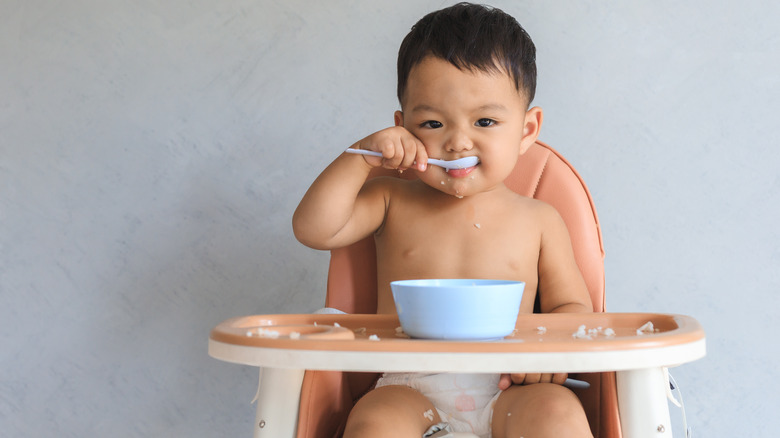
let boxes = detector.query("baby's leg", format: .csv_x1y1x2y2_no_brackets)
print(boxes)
492,383,592,438
344,385,441,438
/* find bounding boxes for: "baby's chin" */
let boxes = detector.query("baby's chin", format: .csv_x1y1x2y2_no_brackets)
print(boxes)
450,180,472,198
422,178,473,198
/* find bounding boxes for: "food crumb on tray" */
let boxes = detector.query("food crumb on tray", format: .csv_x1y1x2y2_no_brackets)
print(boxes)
246,328,281,338
636,321,656,335
395,326,410,338
572,325,617,340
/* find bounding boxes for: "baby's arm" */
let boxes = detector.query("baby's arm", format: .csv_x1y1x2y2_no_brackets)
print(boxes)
536,203,593,314
292,126,427,250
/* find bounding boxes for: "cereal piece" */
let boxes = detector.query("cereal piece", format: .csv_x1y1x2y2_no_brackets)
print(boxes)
368,334,380,341
572,324,592,340
256,328,280,338
394,327,410,338
637,321,654,335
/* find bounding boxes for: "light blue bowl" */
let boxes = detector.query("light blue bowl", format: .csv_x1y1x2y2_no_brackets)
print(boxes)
391,279,525,340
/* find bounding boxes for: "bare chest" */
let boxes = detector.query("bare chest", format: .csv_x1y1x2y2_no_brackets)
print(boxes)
374,197,541,294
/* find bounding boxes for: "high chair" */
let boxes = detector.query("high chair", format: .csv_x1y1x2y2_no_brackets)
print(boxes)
209,140,706,438
298,140,614,438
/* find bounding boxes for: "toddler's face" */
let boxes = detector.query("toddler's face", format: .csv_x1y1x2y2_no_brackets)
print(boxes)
397,56,533,198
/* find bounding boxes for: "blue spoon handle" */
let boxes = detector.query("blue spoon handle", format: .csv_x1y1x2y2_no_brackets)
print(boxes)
564,378,590,389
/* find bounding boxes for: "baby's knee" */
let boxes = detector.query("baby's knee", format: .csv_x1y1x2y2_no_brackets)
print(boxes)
523,383,584,416
347,390,398,429
344,385,438,437
494,383,591,438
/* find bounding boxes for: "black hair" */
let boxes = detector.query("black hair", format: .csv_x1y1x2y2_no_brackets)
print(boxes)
397,2,536,106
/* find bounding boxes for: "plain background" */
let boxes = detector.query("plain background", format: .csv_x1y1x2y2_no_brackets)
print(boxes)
2,0,779,436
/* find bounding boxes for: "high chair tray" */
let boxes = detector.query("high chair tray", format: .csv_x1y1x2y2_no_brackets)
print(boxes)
209,313,705,373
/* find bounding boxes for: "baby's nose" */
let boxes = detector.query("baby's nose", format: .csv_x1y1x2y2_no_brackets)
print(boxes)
445,130,473,152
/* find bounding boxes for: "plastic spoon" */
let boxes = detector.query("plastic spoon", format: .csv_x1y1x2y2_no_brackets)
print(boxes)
564,378,590,389
345,148,478,170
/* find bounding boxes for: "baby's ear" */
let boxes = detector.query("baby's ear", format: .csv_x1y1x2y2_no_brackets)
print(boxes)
519,106,543,154
394,110,404,127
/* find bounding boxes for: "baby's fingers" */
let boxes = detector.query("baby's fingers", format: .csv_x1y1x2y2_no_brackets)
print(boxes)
388,130,423,171
551,373,569,385
377,128,417,170
510,373,527,385
373,137,404,169
407,135,428,172
498,374,513,390
522,373,542,384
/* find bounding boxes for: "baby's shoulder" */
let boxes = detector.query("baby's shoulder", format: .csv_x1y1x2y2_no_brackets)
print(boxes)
504,191,557,214
500,192,566,229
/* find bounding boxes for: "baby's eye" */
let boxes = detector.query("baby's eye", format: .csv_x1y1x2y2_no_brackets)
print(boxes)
475,118,496,127
420,120,443,129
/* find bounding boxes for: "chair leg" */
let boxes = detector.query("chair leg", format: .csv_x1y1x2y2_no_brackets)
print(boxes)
616,367,673,437
254,367,306,438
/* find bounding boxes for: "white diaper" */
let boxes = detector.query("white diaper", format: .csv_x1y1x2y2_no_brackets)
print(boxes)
375,373,501,438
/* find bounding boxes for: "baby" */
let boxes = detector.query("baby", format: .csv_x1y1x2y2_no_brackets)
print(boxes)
293,3,593,437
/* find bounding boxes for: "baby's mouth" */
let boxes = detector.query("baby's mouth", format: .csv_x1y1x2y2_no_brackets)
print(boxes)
445,165,477,178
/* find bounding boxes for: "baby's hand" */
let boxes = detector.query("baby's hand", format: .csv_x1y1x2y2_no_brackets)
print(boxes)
349,126,428,172
498,373,568,390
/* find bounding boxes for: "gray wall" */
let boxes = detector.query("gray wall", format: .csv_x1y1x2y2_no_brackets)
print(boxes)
2,0,778,436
